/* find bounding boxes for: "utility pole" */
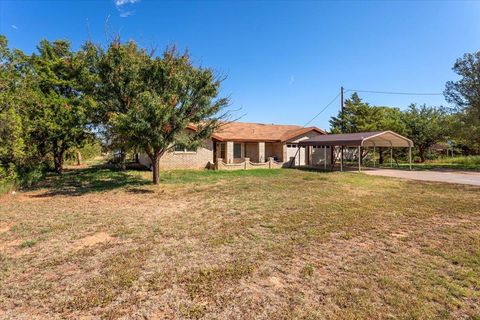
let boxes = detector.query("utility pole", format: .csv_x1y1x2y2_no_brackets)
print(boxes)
340,86,344,171
341,86,344,125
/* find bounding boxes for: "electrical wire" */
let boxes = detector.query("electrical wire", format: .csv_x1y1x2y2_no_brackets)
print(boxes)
303,92,340,127
303,87,442,128
344,89,443,96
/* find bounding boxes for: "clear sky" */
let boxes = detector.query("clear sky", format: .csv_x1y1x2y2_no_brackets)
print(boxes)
1,0,479,130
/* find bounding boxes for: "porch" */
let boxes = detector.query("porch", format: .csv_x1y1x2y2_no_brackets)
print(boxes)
214,141,285,164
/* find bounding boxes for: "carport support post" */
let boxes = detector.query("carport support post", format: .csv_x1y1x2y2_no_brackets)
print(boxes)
358,146,361,172
324,146,327,170
373,145,376,168
409,146,412,170
390,147,393,168
340,146,343,172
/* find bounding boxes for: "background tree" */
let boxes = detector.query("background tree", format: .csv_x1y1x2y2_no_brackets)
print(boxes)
28,39,93,173
89,39,151,169
329,93,407,163
112,47,229,184
402,104,449,162
0,35,24,180
444,51,480,153
330,93,406,134
0,35,42,180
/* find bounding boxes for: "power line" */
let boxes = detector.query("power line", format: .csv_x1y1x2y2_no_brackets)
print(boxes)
303,87,443,128
303,92,340,127
345,88,443,96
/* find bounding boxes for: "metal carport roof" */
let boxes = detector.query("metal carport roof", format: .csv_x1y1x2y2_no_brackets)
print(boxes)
298,131,413,148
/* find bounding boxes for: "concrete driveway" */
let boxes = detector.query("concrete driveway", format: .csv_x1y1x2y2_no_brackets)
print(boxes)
364,168,480,186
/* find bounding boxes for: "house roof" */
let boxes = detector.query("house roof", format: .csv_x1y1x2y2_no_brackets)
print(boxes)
298,131,413,147
212,122,326,142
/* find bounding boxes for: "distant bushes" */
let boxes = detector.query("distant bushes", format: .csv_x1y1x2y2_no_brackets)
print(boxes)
430,156,480,166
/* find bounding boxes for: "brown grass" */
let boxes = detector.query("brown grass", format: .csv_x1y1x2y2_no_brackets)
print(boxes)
0,165,479,319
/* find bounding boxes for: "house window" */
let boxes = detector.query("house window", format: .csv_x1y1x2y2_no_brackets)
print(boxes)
219,143,226,159
233,143,242,158
174,144,197,153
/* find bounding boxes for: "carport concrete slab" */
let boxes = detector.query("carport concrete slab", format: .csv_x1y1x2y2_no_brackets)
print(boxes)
364,168,480,186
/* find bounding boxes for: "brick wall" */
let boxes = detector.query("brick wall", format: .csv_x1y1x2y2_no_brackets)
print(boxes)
138,139,214,170
244,143,259,162
265,142,284,161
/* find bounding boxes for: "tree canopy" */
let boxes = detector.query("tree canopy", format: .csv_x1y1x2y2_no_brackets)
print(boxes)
444,51,480,152
28,40,93,173
107,46,229,184
402,104,449,162
330,93,406,135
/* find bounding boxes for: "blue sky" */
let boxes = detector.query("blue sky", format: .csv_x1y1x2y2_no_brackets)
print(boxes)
1,0,479,130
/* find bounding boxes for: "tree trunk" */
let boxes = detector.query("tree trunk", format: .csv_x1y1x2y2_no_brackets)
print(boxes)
53,151,64,174
419,147,426,163
52,141,64,174
119,149,126,170
76,150,82,166
379,148,384,164
152,154,161,185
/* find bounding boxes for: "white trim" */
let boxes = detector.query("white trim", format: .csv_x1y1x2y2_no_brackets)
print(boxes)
361,131,413,147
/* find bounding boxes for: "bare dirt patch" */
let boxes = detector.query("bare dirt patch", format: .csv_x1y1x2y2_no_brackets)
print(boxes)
72,232,114,251
0,223,11,233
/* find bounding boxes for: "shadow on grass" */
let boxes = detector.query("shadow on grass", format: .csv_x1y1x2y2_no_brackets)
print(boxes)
29,164,150,197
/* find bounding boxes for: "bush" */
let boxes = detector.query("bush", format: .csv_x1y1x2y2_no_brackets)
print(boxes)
0,164,47,195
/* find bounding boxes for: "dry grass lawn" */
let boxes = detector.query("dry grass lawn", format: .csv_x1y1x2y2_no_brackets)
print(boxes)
0,164,479,319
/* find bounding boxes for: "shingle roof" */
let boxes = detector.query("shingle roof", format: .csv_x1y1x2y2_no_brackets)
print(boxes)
212,122,325,142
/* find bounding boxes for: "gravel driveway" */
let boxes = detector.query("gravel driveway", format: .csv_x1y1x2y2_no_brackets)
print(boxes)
364,168,480,186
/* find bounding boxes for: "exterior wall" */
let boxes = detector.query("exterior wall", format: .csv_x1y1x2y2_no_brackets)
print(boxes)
285,130,325,166
265,143,284,162
287,130,324,143
138,139,214,170
244,143,259,162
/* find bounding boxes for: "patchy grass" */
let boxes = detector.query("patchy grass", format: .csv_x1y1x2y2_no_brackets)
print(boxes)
385,155,480,171
427,155,480,169
0,164,479,319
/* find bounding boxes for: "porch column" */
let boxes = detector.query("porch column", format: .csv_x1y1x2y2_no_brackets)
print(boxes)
258,142,265,163
226,141,234,164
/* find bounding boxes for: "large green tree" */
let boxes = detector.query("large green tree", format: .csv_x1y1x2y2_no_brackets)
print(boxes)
0,35,40,180
330,93,406,134
0,36,23,179
111,47,228,184
444,51,480,152
29,40,93,173
402,104,449,162
86,39,151,168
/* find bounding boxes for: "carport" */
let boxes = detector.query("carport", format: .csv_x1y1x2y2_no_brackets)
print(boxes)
298,131,414,171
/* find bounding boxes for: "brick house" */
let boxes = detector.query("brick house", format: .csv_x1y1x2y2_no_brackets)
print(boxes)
138,122,329,170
